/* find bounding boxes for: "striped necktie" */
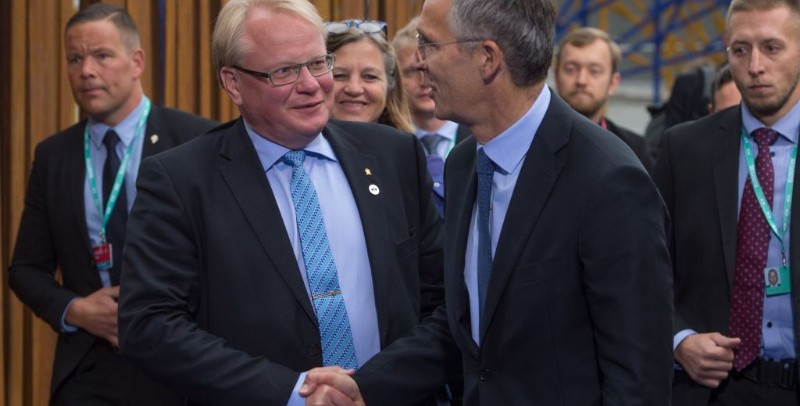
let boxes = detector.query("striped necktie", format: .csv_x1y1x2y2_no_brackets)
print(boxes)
282,150,358,369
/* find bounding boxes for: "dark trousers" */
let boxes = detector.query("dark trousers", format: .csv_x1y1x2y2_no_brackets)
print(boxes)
710,370,799,406
54,344,182,406
673,362,799,406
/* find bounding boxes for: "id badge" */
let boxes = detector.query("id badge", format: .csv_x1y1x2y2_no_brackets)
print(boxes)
93,243,113,270
764,266,791,296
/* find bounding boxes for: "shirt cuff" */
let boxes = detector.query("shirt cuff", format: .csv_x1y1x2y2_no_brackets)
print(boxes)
673,329,697,370
60,297,79,333
286,371,308,406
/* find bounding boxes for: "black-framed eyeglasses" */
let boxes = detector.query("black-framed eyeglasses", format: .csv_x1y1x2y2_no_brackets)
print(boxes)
324,19,387,35
231,53,336,87
416,33,483,60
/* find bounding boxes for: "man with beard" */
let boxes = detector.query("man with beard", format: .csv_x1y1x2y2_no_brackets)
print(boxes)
654,0,800,403
554,27,653,172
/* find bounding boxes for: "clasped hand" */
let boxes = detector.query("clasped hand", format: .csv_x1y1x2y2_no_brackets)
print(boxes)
300,366,365,406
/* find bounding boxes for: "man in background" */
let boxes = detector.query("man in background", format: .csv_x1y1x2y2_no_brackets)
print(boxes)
709,64,742,113
393,16,469,216
7,3,216,404
554,27,654,171
655,0,800,403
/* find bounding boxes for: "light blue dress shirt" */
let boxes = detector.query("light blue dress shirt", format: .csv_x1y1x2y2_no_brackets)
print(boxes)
673,100,800,361
61,97,147,331
414,120,459,159
464,87,551,344
738,102,799,360
243,122,380,405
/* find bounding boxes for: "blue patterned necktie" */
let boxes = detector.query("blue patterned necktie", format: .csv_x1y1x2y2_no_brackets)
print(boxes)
476,148,496,321
282,150,358,369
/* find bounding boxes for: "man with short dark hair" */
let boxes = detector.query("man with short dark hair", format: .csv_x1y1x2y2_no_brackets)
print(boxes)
7,3,216,404
654,0,800,403
709,64,742,112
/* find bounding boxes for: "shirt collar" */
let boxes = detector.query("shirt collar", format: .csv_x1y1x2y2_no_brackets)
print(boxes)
414,120,459,142
88,96,147,149
243,120,337,172
479,86,551,175
741,100,800,144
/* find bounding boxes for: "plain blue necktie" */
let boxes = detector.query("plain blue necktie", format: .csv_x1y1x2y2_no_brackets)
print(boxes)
476,148,495,321
282,150,358,369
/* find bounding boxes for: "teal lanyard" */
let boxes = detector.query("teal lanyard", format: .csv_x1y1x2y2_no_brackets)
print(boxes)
444,134,457,157
84,97,151,242
740,127,798,265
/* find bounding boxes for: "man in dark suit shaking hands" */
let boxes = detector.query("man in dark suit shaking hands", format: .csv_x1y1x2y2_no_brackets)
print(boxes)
655,0,800,404
302,0,674,404
117,0,444,405
7,3,216,404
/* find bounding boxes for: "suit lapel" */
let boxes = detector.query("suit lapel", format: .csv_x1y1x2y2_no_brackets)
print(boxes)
790,119,800,348
480,96,568,340
141,105,179,157
70,122,94,255
445,137,480,358
322,124,395,345
455,124,471,144
712,107,742,293
217,120,316,322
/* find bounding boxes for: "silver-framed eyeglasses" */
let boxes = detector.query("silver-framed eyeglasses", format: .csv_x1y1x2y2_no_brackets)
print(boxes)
231,53,336,87
324,19,387,34
416,33,483,60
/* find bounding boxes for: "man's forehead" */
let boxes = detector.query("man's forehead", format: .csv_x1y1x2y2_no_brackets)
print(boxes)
727,7,800,39
418,0,451,37
559,41,612,64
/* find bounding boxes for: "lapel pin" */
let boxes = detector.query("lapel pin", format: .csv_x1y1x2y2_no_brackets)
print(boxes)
365,168,372,176
368,184,380,195
150,134,159,144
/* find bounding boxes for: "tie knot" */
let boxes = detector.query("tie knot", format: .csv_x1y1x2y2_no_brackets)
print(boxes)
421,133,444,155
476,148,496,176
282,150,306,167
752,128,779,147
103,130,120,150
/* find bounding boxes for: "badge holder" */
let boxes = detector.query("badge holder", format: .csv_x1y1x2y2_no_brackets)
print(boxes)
764,265,791,296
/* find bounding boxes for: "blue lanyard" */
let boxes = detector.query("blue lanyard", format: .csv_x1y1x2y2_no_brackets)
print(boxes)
740,127,797,265
84,97,151,241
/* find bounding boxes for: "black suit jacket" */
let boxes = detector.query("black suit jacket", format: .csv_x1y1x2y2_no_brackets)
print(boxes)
7,105,217,397
354,93,674,405
653,105,800,403
605,117,655,173
117,119,444,405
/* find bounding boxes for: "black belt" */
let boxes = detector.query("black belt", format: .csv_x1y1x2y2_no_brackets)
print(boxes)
738,358,798,389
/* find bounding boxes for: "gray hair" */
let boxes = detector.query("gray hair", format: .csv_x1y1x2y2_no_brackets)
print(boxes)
212,0,323,86
450,0,556,87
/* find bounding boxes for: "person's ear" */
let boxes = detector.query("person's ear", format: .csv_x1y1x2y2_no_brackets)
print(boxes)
220,67,243,106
